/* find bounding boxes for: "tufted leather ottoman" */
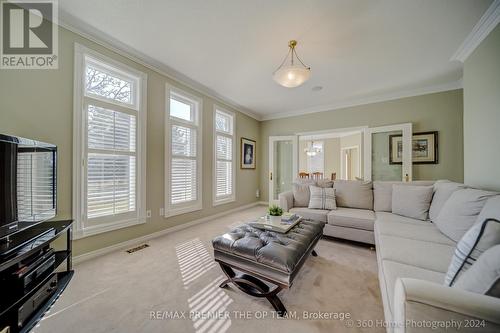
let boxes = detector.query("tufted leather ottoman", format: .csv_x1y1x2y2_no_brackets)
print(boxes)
212,219,325,315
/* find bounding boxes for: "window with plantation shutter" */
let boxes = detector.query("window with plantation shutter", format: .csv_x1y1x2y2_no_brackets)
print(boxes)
214,108,235,205
165,87,202,216
73,44,147,239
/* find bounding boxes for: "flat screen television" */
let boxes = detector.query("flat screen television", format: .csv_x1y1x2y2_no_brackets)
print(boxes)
0,134,57,240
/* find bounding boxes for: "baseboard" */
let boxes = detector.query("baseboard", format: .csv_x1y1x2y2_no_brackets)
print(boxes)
73,201,265,264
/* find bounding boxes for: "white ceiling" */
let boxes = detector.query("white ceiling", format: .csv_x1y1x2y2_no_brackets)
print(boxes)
59,0,492,119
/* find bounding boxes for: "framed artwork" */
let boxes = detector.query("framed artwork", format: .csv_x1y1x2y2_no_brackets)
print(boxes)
241,138,256,169
389,131,438,164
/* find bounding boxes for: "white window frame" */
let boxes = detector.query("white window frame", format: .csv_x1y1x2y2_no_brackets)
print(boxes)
164,85,203,217
213,106,236,206
72,43,147,239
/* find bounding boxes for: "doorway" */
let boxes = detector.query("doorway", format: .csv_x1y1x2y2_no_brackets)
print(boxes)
341,146,360,180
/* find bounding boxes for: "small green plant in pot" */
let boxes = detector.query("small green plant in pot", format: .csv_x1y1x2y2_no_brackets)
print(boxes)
268,205,283,223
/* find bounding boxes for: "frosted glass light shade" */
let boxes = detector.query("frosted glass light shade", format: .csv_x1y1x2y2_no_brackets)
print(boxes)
273,65,311,88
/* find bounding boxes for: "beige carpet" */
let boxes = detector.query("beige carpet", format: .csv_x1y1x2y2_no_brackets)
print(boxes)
34,206,384,333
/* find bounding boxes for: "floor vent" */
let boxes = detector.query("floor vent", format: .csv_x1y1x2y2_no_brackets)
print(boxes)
126,244,150,253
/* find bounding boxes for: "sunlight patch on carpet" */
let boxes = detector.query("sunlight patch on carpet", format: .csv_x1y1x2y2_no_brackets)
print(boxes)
176,238,216,289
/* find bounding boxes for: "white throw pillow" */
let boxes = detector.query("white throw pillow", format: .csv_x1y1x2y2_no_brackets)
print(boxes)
308,186,336,210
391,185,433,220
453,245,500,297
373,181,434,212
444,196,500,286
435,189,497,242
429,180,467,222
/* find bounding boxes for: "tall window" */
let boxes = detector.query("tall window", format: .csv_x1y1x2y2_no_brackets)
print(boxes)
214,107,235,205
165,87,202,216
73,44,147,238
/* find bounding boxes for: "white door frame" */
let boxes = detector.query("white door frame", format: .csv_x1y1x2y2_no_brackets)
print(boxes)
340,145,360,180
363,123,412,181
269,136,298,204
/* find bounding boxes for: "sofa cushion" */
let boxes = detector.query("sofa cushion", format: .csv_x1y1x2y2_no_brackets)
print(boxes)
391,185,433,220
454,245,500,297
289,207,329,223
375,212,455,246
444,196,500,286
381,260,445,314
429,180,467,222
327,208,375,231
376,234,455,273
373,181,434,212
333,180,373,210
292,181,314,207
435,188,497,242
308,186,336,210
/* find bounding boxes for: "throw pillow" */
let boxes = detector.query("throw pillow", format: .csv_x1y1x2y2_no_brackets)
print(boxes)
333,180,373,210
435,189,497,242
308,186,336,210
292,178,316,207
453,245,500,297
373,181,434,212
391,185,433,220
429,180,467,222
444,196,500,286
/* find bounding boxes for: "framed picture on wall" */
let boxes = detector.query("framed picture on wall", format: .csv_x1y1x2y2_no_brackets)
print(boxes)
241,138,256,169
389,131,438,164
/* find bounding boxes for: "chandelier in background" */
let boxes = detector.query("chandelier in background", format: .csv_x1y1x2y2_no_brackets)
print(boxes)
304,141,322,156
273,40,311,88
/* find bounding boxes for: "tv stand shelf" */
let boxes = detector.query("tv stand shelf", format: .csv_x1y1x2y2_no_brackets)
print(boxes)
0,220,73,333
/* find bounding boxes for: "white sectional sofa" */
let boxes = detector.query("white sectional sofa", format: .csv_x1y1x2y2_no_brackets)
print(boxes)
278,179,500,332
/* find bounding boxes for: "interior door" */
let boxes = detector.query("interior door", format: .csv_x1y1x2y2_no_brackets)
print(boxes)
364,124,412,181
269,136,298,205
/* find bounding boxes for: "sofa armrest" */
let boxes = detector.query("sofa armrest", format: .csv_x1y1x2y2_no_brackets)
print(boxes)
394,278,500,333
278,191,294,212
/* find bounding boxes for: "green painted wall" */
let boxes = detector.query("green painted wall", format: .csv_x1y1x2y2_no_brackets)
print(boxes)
259,90,464,202
463,24,500,191
0,27,260,256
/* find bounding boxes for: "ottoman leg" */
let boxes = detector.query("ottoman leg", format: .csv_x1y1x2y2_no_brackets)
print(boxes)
217,262,288,316
311,249,318,257
266,293,287,316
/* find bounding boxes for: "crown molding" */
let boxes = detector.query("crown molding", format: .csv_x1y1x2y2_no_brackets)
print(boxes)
451,0,500,63
57,11,262,121
260,80,463,121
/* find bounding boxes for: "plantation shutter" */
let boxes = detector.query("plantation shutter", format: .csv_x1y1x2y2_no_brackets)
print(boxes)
86,105,137,219
170,125,197,204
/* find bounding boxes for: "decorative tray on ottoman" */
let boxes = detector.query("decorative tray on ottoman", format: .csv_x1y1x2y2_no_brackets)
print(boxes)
247,213,301,233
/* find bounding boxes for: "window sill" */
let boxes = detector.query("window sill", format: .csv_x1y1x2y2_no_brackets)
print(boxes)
73,217,146,240
213,196,235,207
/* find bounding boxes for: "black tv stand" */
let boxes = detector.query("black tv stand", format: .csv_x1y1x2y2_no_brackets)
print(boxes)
0,220,73,333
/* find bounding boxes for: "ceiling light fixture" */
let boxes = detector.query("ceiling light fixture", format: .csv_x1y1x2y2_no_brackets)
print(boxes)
273,40,311,88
